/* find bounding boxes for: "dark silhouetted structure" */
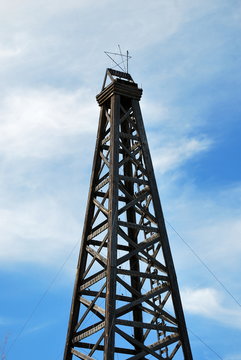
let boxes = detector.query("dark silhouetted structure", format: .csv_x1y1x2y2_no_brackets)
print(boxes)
64,69,193,360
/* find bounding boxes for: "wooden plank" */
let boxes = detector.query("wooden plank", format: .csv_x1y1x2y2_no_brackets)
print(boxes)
120,104,137,129
117,268,168,281
116,231,161,267
93,198,109,216
88,332,105,357
81,289,132,302
96,170,109,186
118,220,158,233
116,275,176,326
95,177,109,192
75,342,136,355
120,107,132,124
88,239,131,251
119,140,148,176
108,68,133,80
140,249,168,274
82,234,108,279
119,175,149,185
73,321,105,342
86,246,107,265
126,334,180,360
169,340,182,359
96,81,142,106
101,134,110,145
90,218,108,234
95,191,127,202
116,283,170,318
115,319,178,332
100,150,110,168
105,109,111,123
134,202,157,226
71,349,94,360
102,144,126,155
117,191,148,216
139,241,163,288
150,334,180,350
115,327,164,360
75,283,106,331
78,297,105,322
79,297,105,315
142,290,172,343
130,142,141,152
87,221,108,240
79,270,106,291
91,191,109,226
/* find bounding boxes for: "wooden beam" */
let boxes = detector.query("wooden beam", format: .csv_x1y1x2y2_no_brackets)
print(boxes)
79,270,106,291
73,321,105,343
71,349,94,360
75,342,136,355
115,319,178,332
117,268,168,281
115,327,164,360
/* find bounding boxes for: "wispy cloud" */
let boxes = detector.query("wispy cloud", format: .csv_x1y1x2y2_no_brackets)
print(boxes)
0,1,239,359
182,287,241,329
0,88,97,159
23,321,52,335
0,196,81,265
152,136,211,175
0,44,22,59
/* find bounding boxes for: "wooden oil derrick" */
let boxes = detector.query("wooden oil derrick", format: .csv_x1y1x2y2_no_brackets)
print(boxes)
63,69,193,360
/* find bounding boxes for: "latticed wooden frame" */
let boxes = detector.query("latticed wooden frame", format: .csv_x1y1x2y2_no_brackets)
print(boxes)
63,69,193,360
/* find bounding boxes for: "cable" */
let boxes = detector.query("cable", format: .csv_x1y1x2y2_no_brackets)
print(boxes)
188,328,224,360
6,219,238,359
6,239,80,357
161,304,224,360
166,220,241,308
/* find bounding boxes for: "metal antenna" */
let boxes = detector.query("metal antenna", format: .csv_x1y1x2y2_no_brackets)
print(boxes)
118,45,126,72
104,46,131,73
127,50,129,73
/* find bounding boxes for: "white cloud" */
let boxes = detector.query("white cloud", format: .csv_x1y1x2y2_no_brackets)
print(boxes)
182,287,241,329
0,44,22,59
169,184,241,271
0,196,81,266
190,218,241,268
0,88,98,159
0,0,226,85
0,83,213,269
152,136,211,174
24,321,52,335
163,182,241,271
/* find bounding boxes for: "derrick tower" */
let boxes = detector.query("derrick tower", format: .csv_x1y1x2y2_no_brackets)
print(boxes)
64,69,193,360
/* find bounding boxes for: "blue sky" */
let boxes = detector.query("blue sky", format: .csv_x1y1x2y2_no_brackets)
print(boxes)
0,0,241,359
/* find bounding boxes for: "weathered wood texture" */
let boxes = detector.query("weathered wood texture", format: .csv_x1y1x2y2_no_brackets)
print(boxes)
63,69,193,360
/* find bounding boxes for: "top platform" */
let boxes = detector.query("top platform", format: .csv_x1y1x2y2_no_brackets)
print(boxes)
96,68,143,106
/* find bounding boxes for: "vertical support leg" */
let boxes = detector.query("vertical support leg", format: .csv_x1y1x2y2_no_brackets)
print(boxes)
132,99,193,360
104,95,120,360
63,107,107,360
